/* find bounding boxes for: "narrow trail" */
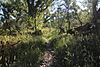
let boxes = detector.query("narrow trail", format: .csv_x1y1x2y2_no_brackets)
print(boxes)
40,51,55,67
40,33,68,67
40,41,56,67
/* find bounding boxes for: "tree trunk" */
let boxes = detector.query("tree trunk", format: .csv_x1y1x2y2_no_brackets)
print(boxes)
27,0,36,18
27,0,38,31
92,0,100,39
92,0,98,23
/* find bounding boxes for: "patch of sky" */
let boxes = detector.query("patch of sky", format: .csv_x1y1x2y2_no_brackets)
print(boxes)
49,0,100,14
49,0,68,14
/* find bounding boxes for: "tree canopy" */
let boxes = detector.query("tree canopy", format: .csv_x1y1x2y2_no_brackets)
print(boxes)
0,0,100,67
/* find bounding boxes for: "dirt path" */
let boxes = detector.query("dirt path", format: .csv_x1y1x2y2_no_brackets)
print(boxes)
40,33,68,67
40,51,55,67
39,41,55,67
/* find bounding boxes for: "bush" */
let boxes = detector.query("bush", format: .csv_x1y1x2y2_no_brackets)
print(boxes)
0,39,46,67
54,34,100,67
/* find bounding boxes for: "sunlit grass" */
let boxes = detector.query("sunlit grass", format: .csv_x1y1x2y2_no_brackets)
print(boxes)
0,34,33,44
0,27,58,45
42,27,59,41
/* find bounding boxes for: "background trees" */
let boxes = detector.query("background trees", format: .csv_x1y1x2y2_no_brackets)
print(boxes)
0,0,100,67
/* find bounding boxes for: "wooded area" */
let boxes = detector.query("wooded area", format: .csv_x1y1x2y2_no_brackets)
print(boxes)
0,0,100,67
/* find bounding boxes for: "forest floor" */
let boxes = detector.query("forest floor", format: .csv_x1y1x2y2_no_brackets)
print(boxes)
40,33,68,67
40,50,55,67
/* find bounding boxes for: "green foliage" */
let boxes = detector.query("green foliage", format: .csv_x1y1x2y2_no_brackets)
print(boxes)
0,38,46,67
54,34,100,67
15,42,42,67
0,0,100,67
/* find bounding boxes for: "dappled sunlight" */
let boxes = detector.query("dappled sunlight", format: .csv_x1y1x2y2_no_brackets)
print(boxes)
0,0,100,67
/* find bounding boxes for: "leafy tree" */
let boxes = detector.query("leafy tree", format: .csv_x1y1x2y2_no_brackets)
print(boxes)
26,0,52,32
